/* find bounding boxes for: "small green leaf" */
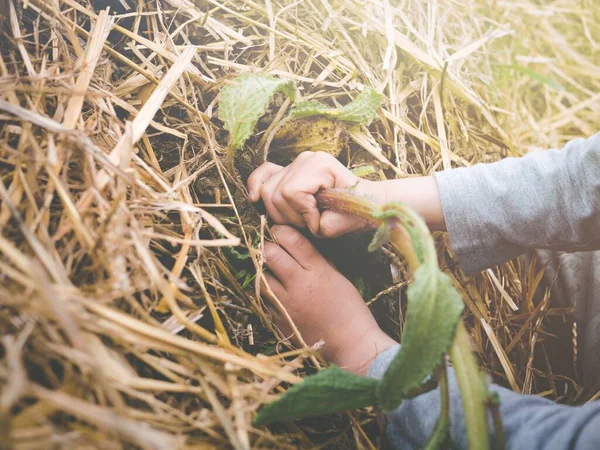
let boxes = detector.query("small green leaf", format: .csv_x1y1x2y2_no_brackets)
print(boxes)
254,365,379,426
350,165,376,178
288,100,330,119
377,268,464,410
289,87,384,126
372,204,427,264
368,222,390,252
218,74,297,150
335,87,385,125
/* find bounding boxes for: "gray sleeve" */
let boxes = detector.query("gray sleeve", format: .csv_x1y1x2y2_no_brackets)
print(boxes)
368,345,600,450
434,133,600,274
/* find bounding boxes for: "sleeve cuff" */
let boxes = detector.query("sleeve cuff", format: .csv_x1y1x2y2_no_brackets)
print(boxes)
367,344,401,379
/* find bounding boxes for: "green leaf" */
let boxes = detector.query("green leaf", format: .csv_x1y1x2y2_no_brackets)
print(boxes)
372,204,427,264
335,87,385,124
350,164,376,178
218,74,297,150
288,100,330,119
377,268,464,410
253,365,379,426
368,222,390,252
289,87,384,126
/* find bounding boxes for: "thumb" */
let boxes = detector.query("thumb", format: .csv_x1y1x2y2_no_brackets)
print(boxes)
318,210,369,238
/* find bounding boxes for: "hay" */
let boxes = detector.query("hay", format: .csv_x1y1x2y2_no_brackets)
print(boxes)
0,0,598,448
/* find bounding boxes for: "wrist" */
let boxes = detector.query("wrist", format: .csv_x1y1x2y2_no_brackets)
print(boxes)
379,177,446,231
333,326,397,375
354,178,388,204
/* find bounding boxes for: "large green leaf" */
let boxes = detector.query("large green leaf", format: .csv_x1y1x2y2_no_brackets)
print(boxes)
218,74,296,150
377,267,464,410
289,87,384,125
253,365,379,425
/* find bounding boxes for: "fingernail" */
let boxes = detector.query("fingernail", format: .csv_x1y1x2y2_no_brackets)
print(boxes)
248,190,255,201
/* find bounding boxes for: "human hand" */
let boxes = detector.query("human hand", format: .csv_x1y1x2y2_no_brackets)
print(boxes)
248,152,385,237
261,226,396,374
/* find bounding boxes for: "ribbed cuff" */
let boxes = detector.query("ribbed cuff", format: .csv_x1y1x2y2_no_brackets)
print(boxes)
367,344,401,379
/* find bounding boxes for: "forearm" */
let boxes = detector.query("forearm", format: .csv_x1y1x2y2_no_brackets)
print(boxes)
375,133,600,274
435,134,600,273
379,176,446,231
369,345,600,450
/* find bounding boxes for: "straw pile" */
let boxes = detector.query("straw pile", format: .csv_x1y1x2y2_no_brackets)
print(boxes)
0,0,598,448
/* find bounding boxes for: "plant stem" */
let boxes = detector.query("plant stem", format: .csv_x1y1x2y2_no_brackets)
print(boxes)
316,188,493,450
315,189,423,271
405,377,438,399
450,322,491,450
227,146,235,174
424,363,451,450
487,391,505,450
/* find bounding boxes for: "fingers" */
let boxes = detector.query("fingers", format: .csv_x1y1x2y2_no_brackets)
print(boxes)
272,225,322,270
247,151,363,236
259,170,288,224
248,161,306,227
263,241,300,285
276,152,338,234
247,162,282,202
280,188,320,235
260,272,284,300
259,273,287,328
262,171,305,226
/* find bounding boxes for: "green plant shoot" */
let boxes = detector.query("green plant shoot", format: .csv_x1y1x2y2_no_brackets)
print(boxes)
217,73,497,449
218,74,385,168
254,189,497,450
254,366,378,424
218,74,296,168
289,87,384,125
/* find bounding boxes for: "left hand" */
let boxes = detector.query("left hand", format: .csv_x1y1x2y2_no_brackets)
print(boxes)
261,225,396,374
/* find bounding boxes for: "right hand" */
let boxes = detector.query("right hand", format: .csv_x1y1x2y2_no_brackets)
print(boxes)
247,151,385,238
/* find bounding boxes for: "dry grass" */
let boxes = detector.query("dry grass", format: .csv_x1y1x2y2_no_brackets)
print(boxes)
0,0,598,448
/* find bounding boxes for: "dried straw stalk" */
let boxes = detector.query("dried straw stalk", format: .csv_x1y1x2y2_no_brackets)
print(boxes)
0,0,598,448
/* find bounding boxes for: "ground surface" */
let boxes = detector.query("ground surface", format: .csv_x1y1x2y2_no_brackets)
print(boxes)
0,0,598,448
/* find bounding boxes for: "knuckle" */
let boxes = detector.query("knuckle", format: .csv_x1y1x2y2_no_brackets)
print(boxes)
272,215,287,225
296,151,314,161
249,165,265,180
319,227,335,238
263,243,281,264
313,151,333,162
250,162,280,182
264,162,282,173
271,191,285,208
260,161,280,171
247,173,258,188
280,185,295,201
276,226,305,248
